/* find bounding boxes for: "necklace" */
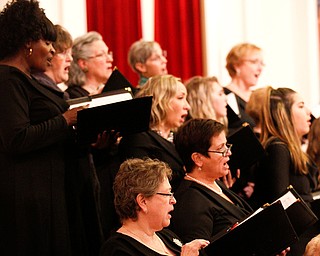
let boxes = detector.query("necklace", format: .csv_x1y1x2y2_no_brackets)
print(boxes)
154,130,174,143
185,174,223,194
122,226,170,255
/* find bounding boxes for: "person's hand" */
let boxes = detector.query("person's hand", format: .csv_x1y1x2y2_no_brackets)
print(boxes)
277,247,290,256
180,239,210,256
242,182,255,198
91,130,121,149
63,104,89,126
221,169,240,188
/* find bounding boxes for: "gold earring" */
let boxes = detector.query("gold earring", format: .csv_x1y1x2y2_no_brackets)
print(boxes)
198,166,202,171
28,48,33,56
82,67,88,73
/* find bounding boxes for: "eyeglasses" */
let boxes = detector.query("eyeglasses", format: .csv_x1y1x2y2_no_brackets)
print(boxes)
148,50,167,62
88,51,113,60
156,192,174,199
207,143,233,157
242,59,265,67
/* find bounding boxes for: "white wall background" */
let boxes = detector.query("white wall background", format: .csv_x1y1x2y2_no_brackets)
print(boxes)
1,0,319,111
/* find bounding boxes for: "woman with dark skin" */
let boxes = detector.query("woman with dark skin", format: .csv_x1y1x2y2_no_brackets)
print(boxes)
0,1,87,255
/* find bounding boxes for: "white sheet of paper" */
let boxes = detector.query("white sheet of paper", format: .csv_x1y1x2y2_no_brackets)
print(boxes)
69,92,133,109
227,92,240,116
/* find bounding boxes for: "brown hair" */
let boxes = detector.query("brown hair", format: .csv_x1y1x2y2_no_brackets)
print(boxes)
113,158,172,222
260,86,310,175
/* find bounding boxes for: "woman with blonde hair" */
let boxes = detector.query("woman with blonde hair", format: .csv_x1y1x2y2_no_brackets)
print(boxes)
224,43,264,134
119,74,190,191
185,76,228,128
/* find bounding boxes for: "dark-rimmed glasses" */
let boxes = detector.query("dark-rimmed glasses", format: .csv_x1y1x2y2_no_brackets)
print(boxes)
156,192,174,199
207,143,233,157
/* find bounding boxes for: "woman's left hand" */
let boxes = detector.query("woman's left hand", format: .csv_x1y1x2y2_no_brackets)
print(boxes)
221,169,240,188
91,130,121,149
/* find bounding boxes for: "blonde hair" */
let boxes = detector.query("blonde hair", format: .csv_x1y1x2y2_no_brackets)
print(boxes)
135,75,182,130
226,42,262,78
185,76,228,127
260,86,310,175
246,87,268,125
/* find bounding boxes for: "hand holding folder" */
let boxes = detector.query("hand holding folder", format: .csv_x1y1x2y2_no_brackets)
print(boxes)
204,201,297,256
204,185,318,256
67,90,152,145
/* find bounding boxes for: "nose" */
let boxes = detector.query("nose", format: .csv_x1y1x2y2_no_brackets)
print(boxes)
161,55,168,63
66,52,73,62
170,196,177,204
107,52,113,62
185,100,191,110
50,46,55,55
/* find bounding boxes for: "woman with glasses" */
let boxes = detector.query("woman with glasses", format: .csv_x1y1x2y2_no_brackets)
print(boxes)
170,118,254,243
66,31,114,98
224,43,264,135
128,39,168,88
100,158,209,255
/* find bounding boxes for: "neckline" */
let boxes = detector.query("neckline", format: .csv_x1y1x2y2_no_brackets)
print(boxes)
120,226,170,255
185,174,223,194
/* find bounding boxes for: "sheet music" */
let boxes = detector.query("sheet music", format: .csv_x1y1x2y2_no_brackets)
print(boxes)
69,92,133,109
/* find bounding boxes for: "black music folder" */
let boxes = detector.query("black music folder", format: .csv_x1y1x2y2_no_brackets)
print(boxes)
103,67,135,93
75,95,152,145
204,201,298,256
227,124,265,173
279,185,318,236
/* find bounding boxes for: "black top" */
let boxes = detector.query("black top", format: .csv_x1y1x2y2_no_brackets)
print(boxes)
32,72,70,100
119,130,185,191
252,138,319,208
66,85,90,99
170,179,253,243
0,65,72,255
100,229,185,256
224,87,255,135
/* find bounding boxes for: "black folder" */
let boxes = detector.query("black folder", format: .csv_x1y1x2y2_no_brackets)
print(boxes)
279,185,318,236
103,67,135,93
227,124,265,174
76,96,152,145
204,201,298,256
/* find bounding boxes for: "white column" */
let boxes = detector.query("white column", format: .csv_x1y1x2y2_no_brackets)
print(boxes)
140,0,155,40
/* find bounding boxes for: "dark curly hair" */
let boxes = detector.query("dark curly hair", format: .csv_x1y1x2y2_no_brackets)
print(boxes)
0,0,56,60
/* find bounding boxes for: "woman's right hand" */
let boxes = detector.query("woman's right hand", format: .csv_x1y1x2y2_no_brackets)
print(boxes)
63,105,89,126
180,239,210,256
